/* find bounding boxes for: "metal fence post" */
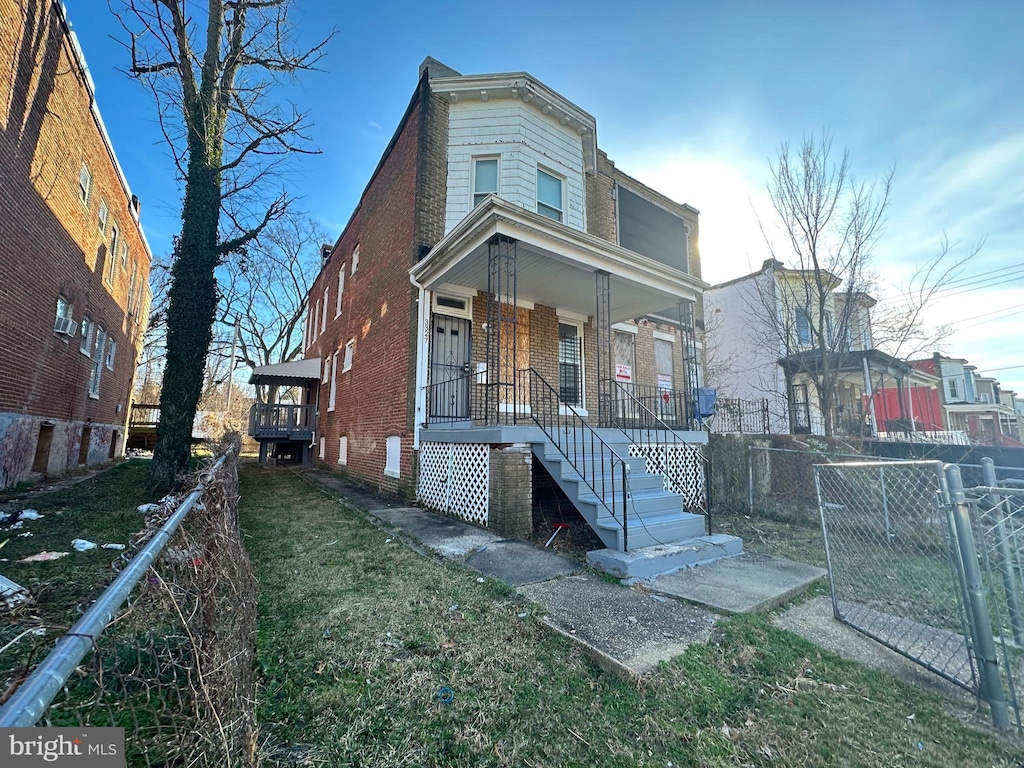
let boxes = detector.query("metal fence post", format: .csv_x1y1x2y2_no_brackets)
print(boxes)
747,444,754,513
946,464,1010,730
982,457,1024,647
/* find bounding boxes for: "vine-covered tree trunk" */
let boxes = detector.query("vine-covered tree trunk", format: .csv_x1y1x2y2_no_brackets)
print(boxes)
151,155,221,486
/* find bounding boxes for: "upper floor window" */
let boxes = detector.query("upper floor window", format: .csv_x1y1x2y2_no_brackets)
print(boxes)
121,242,129,271
54,296,76,336
98,200,109,235
795,307,812,346
949,379,959,399
335,268,345,317
80,317,94,355
78,163,92,205
473,157,498,207
127,261,139,315
343,339,354,372
106,338,117,370
537,168,563,223
981,392,991,404
107,222,120,284
89,327,106,397
351,245,360,275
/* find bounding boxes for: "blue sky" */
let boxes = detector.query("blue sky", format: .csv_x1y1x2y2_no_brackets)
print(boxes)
69,1,1024,392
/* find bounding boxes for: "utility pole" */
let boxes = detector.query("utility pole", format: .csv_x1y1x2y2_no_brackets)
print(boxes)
225,315,240,412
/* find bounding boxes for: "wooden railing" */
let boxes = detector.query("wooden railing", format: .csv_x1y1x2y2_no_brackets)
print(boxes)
248,404,317,440
129,404,161,428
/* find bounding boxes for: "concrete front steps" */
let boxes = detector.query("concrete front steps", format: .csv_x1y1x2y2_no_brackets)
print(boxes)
530,436,741,579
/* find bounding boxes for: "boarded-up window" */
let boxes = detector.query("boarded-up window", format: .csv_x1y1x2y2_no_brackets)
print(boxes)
617,185,689,273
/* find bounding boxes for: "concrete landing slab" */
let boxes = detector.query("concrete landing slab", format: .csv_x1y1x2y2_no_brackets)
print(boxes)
647,552,826,613
465,540,582,586
587,534,742,581
520,574,718,680
368,507,502,557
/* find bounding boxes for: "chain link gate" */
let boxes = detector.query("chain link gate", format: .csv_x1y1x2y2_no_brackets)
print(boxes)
815,461,978,690
816,459,1024,731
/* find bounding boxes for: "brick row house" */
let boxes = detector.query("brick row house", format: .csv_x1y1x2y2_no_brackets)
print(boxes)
0,1,153,487
250,59,736,573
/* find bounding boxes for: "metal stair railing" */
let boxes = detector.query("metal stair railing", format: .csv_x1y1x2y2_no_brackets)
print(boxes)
526,368,631,551
601,379,712,532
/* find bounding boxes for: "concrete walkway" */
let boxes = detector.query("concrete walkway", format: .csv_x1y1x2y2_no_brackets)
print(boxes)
291,466,819,679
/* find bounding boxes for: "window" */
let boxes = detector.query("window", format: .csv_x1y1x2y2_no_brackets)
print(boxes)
56,296,71,322
328,352,338,410
949,379,959,399
472,157,498,207
127,261,138,315
98,200,108,234
80,317,94,355
795,307,811,346
536,168,563,222
322,356,329,383
321,288,328,332
78,163,91,205
335,268,345,317
351,245,360,275
338,436,348,465
89,327,106,397
121,242,129,271
981,392,991,404
431,293,472,319
106,339,116,370
319,437,325,460
313,300,321,339
558,322,583,407
107,222,120,284
384,435,401,478
343,339,354,372
790,382,810,432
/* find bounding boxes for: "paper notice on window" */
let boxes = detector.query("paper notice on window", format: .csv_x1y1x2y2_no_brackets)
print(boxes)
615,364,632,382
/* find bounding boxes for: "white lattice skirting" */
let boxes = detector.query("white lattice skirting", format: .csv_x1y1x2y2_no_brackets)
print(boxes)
418,443,490,526
628,443,707,512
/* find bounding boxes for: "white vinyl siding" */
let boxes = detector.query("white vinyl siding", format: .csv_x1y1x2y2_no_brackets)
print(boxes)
444,101,586,234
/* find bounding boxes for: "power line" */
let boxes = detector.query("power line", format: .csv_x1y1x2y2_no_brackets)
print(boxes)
977,363,1024,374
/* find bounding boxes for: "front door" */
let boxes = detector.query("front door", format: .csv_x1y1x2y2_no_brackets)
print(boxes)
430,314,472,420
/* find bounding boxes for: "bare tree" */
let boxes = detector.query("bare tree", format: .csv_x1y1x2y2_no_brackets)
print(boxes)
750,132,976,436
215,212,325,402
133,254,172,401
116,0,331,485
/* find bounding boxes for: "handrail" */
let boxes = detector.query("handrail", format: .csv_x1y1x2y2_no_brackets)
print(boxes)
602,378,711,531
526,368,630,551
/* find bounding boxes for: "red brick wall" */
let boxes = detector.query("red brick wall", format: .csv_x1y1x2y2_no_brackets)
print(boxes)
306,84,437,496
0,1,152,482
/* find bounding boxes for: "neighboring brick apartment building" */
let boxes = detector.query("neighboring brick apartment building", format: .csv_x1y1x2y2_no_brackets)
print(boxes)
0,1,153,487
253,58,710,555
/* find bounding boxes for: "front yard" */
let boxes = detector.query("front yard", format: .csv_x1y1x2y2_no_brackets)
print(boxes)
241,465,1023,767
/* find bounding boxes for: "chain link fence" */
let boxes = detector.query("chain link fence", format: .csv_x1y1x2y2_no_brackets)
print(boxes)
0,434,258,765
816,457,1024,731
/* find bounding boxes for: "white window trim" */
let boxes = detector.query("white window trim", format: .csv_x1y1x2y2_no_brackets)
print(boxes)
343,339,354,372
106,222,120,284
314,300,321,340
321,356,330,383
556,308,589,323
431,292,473,320
338,436,348,465
78,163,91,205
652,329,676,343
471,155,500,208
80,318,94,356
98,199,108,234
611,322,637,334
557,317,586,413
335,267,345,317
536,166,565,223
89,328,106,398
105,339,116,370
328,351,339,411
319,437,325,460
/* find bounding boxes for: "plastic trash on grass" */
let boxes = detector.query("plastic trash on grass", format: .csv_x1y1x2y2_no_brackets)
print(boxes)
71,538,97,552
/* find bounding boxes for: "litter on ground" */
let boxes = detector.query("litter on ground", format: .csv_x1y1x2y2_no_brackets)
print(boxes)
101,543,126,550
71,538,97,552
19,509,42,520
0,575,29,610
19,551,69,563
137,503,161,514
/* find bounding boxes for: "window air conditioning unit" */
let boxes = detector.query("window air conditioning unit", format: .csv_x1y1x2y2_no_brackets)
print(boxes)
54,316,78,336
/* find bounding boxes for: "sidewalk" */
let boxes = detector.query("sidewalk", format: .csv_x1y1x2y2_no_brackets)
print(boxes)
292,466,823,679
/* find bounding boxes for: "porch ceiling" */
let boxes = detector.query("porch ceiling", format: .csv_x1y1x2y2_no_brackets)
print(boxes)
411,196,706,323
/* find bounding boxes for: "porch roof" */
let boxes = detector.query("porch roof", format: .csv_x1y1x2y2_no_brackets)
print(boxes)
779,348,918,379
410,195,707,323
248,358,321,387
